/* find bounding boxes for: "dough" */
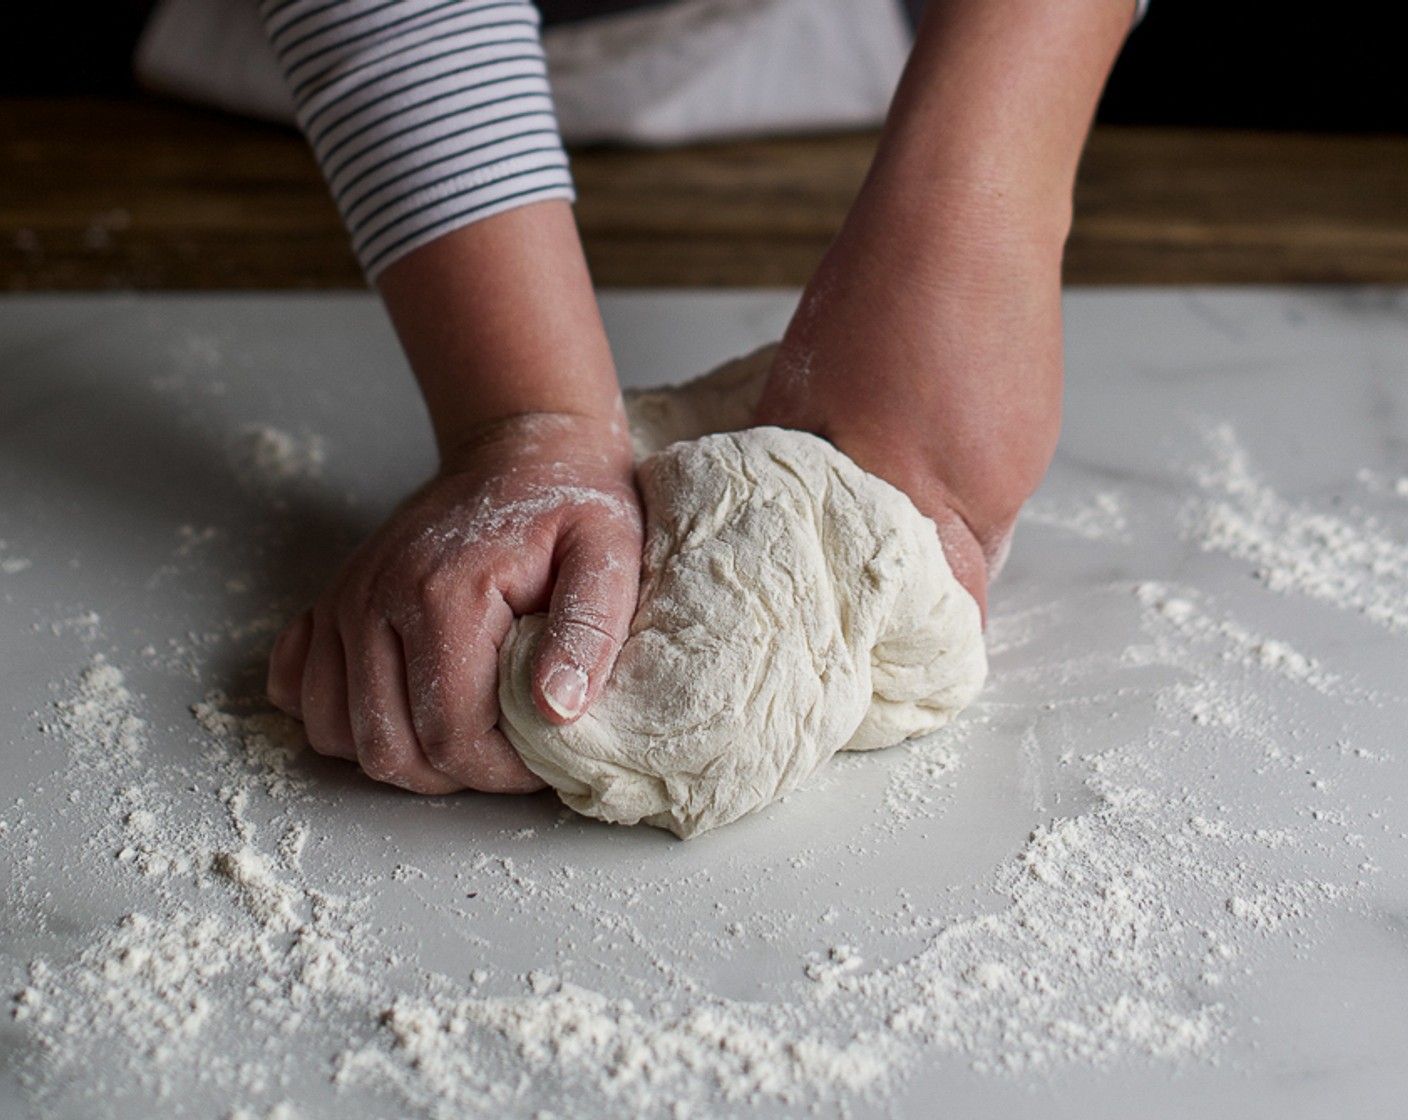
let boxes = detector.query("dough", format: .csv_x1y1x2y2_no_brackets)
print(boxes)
498,348,987,839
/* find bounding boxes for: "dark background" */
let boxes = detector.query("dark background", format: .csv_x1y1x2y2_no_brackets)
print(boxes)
2,1,1402,134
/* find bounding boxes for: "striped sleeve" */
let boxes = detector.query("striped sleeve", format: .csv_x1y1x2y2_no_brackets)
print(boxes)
257,0,575,280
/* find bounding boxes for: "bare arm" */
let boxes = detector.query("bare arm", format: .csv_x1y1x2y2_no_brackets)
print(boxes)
377,200,624,453
756,0,1135,618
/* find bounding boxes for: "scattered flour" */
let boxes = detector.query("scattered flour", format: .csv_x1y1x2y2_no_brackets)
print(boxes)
211,847,305,932
5,414,1400,1117
234,424,327,487
46,656,148,759
1022,489,1131,542
1354,467,1408,501
15,611,1372,1117
1189,424,1408,632
343,983,895,1119
1133,582,1334,692
1,538,32,575
192,693,312,797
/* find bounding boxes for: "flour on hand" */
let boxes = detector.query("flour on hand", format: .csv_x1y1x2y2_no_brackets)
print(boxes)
498,348,987,838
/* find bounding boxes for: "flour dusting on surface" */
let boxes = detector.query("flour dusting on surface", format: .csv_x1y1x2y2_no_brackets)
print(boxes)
1,538,32,575
4,377,1404,1119
234,424,327,487
1188,424,1408,632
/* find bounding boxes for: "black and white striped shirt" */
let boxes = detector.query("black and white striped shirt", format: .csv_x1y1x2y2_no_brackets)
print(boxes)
257,0,574,279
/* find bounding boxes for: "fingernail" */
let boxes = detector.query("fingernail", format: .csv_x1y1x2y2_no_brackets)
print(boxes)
542,662,589,721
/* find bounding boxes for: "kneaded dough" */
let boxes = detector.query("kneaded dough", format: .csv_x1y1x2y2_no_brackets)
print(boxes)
498,348,987,839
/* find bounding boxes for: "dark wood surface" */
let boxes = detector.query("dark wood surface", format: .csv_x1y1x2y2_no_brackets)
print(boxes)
3,98,1405,290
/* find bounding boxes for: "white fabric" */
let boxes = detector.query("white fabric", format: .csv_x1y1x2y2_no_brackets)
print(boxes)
136,0,912,144
543,0,912,145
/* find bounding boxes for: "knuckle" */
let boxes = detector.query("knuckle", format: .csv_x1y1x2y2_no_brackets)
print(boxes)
416,728,463,774
551,608,626,652
302,720,350,759
407,567,500,633
417,724,533,793
358,747,409,787
355,723,409,784
333,592,375,634
415,564,464,607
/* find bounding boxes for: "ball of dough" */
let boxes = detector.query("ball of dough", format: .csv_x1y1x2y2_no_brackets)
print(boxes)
497,359,986,838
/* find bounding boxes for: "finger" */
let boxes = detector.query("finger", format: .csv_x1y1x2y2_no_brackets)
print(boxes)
532,521,640,725
299,608,356,761
401,594,546,794
267,609,313,717
345,621,463,796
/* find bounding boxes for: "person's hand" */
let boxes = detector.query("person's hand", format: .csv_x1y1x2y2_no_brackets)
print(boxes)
267,412,642,795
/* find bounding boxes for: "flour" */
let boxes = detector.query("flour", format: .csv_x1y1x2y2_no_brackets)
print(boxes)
212,847,305,932
228,1106,303,1120
193,694,312,797
47,656,149,759
344,982,896,1118
868,793,1240,1071
10,554,1386,1117
1023,489,1131,542
1,538,32,575
6,348,1402,1120
1353,467,1408,501
1133,581,1334,692
235,424,326,487
1189,423,1408,632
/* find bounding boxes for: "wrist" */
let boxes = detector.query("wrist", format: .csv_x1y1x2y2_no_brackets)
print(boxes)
437,405,635,483
376,200,625,461
428,369,627,467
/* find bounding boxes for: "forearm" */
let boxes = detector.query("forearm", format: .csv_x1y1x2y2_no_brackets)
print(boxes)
768,0,1133,552
877,0,1137,232
376,200,626,465
256,2,622,463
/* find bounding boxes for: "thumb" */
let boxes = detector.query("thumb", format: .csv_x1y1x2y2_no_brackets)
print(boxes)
532,525,640,725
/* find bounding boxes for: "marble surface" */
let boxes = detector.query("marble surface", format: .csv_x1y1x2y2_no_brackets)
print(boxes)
1,289,1405,1119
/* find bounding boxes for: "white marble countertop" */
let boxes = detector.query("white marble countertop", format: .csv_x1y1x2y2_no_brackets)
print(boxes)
2,289,1405,1119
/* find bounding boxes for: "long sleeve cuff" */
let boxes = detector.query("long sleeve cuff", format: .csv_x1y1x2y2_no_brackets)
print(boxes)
258,0,576,280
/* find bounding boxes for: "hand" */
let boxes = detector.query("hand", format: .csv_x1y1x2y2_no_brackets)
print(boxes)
267,412,642,795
